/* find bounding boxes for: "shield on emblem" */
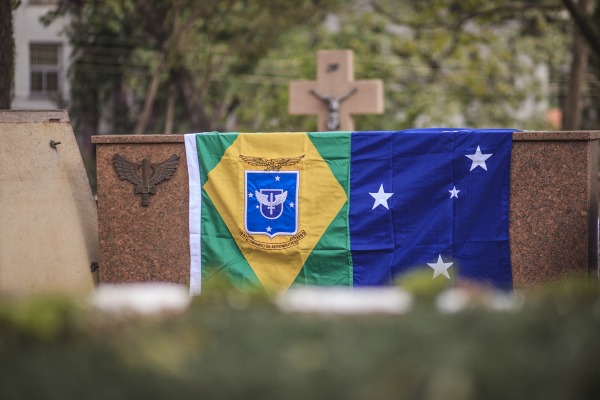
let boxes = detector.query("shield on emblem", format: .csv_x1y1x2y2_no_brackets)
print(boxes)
245,171,299,239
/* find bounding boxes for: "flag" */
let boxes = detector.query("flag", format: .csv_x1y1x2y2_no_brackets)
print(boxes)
185,129,513,295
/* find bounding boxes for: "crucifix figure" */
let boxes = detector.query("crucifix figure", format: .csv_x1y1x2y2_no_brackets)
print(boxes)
309,87,358,130
289,50,384,131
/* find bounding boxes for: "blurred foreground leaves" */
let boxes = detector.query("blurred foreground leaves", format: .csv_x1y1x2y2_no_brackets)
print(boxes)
1,280,600,400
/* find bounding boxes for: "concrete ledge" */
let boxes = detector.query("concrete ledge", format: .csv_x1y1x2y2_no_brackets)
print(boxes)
513,131,600,141
0,110,70,123
93,134,186,144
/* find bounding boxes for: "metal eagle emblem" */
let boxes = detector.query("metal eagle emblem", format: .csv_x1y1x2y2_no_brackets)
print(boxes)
239,155,305,171
112,154,179,206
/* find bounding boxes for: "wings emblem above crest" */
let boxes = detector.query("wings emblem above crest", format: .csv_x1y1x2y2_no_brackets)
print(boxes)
239,154,305,171
112,154,179,206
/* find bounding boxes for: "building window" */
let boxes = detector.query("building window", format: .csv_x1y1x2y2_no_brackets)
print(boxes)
30,43,62,97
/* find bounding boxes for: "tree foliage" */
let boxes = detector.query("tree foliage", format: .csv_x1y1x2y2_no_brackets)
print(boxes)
44,0,597,137
43,0,343,136
231,0,574,131
562,0,600,58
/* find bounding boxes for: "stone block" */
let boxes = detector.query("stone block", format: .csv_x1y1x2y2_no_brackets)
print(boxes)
0,110,97,294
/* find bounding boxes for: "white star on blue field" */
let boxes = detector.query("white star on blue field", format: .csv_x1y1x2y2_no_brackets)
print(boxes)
369,184,393,210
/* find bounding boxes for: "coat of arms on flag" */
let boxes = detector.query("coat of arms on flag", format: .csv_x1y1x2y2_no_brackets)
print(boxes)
245,171,299,238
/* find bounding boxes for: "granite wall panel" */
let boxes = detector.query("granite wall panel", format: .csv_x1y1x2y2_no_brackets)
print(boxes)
93,132,600,289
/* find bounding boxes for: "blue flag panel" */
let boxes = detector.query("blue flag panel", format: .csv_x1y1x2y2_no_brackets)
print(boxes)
349,129,513,290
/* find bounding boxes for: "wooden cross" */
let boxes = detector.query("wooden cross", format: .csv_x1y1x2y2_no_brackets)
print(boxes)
289,50,384,131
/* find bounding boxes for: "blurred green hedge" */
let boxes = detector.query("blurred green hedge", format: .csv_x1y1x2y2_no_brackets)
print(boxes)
1,282,600,400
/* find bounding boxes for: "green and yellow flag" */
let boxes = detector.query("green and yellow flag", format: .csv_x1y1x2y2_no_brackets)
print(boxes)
185,132,352,294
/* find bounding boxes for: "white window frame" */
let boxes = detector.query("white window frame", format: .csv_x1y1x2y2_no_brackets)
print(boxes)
29,43,62,98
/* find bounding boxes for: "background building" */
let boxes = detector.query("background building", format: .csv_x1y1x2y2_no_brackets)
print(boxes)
12,0,70,110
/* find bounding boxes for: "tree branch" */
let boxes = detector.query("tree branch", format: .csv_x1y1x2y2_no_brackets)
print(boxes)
561,0,600,58
134,54,165,134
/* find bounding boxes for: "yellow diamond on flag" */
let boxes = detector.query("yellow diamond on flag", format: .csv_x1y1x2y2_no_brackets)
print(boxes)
203,132,347,292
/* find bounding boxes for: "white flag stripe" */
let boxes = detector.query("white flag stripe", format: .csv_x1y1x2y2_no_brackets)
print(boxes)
185,134,202,295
